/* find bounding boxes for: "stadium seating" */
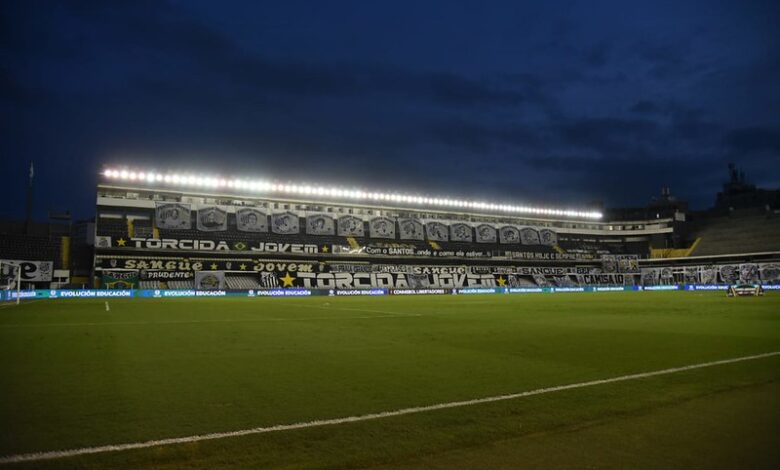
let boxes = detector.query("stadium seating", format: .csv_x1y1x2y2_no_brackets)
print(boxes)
691,210,780,256
0,233,62,265
166,280,194,289
225,276,260,289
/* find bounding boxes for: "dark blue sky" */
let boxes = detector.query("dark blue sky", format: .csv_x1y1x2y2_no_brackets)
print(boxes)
2,0,779,220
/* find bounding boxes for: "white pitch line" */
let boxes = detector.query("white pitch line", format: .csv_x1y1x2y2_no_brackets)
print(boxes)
1,351,778,465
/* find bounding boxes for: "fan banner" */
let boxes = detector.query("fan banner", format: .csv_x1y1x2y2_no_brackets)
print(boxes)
538,229,558,246
425,221,449,241
759,263,780,284
683,267,699,284
640,268,659,285
102,270,138,289
194,271,225,290
369,217,396,239
718,264,740,284
196,206,227,232
499,226,520,244
271,212,300,234
398,218,424,240
95,236,112,248
700,265,718,284
236,208,268,232
155,203,191,230
738,263,759,283
306,214,336,236
0,259,54,282
475,224,497,243
519,227,540,245
337,215,365,237
450,223,473,242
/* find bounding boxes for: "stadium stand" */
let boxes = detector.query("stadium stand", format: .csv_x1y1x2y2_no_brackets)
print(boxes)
690,209,780,256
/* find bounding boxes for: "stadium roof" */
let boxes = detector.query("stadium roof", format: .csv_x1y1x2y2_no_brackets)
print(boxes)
101,167,603,220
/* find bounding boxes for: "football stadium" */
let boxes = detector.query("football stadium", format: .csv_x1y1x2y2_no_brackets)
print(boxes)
0,164,778,468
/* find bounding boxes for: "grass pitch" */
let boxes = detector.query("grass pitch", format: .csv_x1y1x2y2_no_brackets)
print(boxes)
0,292,778,469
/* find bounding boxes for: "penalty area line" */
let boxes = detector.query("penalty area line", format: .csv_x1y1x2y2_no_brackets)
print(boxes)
1,350,778,464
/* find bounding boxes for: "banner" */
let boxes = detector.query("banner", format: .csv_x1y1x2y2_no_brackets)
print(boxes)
700,265,717,284
337,215,365,237
102,270,138,289
683,267,699,284
424,221,448,241
519,227,540,245
739,263,759,283
398,218,424,240
538,229,558,246
640,268,659,286
139,270,193,280
719,264,740,284
617,255,640,273
155,203,191,230
306,214,335,236
271,212,300,234
194,271,226,290
196,206,227,232
759,263,780,284
0,259,54,282
236,208,268,232
450,223,473,242
95,236,112,248
369,217,396,239
475,224,497,243
499,226,520,244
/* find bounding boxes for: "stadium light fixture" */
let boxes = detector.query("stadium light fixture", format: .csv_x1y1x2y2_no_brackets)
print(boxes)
101,167,603,219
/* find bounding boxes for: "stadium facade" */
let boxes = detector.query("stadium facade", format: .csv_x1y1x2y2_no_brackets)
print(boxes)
2,165,779,293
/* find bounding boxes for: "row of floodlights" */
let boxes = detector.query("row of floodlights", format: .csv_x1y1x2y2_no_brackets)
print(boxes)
102,168,603,219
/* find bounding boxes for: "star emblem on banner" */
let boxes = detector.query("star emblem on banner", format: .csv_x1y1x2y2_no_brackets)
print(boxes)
280,272,296,287
239,263,247,270
210,263,218,270
321,245,329,253
116,238,126,247
496,276,507,287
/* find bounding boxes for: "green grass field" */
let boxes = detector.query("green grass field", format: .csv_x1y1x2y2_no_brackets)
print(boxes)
1,292,778,469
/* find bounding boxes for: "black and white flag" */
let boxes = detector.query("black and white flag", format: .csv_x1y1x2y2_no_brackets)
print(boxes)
683,267,699,284
194,271,225,290
369,217,396,239
259,272,280,288
407,273,431,288
719,264,739,284
475,224,497,243
640,268,660,286
519,227,541,245
398,218,424,240
425,221,449,241
759,263,780,283
271,212,300,234
499,226,520,244
700,265,718,284
450,223,472,242
337,215,365,237
236,208,268,232
197,206,227,232
538,228,557,246
155,203,191,230
739,264,759,283
307,214,335,235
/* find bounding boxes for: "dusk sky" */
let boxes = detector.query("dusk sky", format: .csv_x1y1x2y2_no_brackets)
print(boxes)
2,0,779,221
